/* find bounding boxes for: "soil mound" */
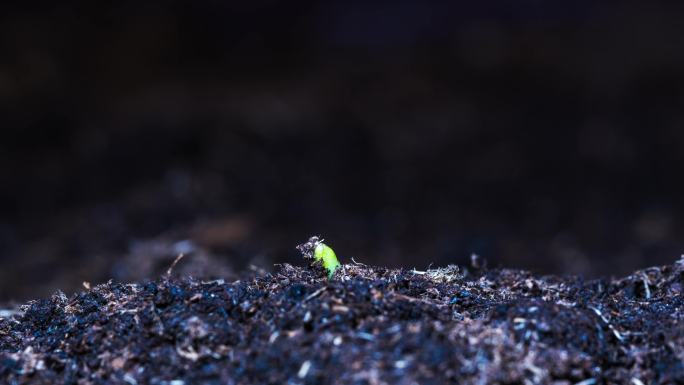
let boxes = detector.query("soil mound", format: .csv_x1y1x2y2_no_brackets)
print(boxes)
2,259,684,384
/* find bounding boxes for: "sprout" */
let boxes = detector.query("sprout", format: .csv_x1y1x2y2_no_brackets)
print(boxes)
297,236,340,278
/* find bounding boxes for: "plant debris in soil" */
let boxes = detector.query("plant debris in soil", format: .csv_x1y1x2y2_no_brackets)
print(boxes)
2,257,684,385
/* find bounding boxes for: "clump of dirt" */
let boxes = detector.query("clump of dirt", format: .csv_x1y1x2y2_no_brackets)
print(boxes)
2,258,684,384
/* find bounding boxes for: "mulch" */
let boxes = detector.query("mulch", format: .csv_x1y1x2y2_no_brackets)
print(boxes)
2,258,684,384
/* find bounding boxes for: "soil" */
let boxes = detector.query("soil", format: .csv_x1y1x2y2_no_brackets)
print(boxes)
2,257,684,385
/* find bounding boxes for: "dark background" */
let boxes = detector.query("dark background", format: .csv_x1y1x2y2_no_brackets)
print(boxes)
2,1,684,301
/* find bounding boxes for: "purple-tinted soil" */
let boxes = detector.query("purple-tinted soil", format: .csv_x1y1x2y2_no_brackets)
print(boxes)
2,258,684,384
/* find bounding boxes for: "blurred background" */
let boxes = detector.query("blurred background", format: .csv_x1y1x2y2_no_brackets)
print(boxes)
2,1,684,301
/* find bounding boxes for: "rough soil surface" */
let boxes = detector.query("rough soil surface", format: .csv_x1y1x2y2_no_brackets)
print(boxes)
2,258,684,385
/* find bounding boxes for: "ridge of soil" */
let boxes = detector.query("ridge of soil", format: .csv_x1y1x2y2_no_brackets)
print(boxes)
2,259,684,384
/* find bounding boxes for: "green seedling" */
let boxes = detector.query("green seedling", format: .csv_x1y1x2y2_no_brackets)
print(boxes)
297,236,341,278
314,242,340,277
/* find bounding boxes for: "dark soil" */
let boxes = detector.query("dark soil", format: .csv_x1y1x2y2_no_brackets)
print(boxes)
2,258,684,385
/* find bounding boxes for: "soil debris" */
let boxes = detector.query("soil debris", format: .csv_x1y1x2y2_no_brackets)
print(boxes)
2,259,684,384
